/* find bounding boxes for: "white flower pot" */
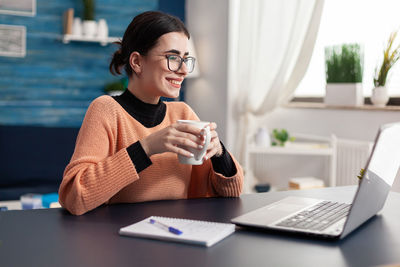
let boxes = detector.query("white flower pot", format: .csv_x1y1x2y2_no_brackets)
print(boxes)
97,19,109,40
82,20,97,38
371,86,389,107
72,17,82,36
107,90,124,96
254,127,271,147
325,83,363,106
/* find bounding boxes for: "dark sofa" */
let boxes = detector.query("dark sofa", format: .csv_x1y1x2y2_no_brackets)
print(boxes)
0,125,79,200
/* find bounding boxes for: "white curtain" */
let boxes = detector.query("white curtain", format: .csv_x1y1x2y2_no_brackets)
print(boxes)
232,0,324,154
230,0,325,191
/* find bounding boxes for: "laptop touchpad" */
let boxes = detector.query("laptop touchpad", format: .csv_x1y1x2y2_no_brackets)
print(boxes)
232,197,321,226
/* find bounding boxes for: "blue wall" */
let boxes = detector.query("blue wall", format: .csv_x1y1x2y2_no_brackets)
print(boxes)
0,0,185,127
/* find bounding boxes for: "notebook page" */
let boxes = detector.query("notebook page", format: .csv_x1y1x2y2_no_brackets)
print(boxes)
119,216,235,247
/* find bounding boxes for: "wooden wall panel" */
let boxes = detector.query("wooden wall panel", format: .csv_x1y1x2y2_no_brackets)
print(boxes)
0,0,162,127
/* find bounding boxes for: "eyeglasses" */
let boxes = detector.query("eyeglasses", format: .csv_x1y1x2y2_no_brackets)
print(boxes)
165,55,196,73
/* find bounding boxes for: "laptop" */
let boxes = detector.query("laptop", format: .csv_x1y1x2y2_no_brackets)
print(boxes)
232,122,400,240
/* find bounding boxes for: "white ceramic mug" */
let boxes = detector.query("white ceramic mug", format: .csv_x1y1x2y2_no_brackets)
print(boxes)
177,120,211,165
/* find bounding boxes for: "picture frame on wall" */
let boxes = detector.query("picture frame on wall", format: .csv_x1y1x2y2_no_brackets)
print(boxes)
0,0,36,17
0,24,26,58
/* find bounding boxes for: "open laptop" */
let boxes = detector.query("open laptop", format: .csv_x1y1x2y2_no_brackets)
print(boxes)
232,122,400,240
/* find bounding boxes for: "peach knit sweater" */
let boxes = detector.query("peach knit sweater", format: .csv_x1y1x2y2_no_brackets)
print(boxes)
59,95,243,215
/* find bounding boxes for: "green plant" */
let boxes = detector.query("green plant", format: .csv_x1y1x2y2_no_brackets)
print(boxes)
82,0,95,21
271,129,295,147
374,31,400,87
104,77,127,94
325,43,364,83
357,168,365,180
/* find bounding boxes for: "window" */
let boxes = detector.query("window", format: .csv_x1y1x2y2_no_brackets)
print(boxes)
295,0,400,98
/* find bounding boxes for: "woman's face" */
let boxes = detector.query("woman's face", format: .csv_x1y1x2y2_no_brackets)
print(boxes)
140,32,190,100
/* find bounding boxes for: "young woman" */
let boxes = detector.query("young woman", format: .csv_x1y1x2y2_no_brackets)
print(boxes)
59,11,243,215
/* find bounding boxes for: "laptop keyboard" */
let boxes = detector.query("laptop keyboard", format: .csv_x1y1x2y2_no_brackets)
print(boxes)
276,201,351,231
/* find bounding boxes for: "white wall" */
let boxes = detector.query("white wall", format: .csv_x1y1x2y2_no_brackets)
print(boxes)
263,107,400,142
185,2,400,192
185,0,230,143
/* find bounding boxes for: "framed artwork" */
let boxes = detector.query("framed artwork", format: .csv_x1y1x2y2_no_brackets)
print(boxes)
0,0,36,17
0,24,26,57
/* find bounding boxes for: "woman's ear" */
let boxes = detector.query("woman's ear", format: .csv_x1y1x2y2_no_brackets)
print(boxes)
129,52,142,75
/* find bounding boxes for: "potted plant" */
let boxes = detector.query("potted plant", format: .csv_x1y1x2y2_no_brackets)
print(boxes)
271,129,295,147
324,43,364,106
104,78,127,96
371,31,400,107
357,168,365,184
82,0,96,38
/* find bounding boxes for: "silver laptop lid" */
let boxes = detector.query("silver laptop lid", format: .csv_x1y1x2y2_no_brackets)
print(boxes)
341,122,400,238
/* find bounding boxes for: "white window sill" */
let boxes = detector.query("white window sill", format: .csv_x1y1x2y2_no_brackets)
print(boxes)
285,102,400,112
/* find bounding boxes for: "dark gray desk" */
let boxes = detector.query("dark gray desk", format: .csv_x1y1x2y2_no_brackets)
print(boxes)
1,186,400,267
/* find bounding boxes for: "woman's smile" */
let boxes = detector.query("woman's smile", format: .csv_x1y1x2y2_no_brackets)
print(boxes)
166,77,183,88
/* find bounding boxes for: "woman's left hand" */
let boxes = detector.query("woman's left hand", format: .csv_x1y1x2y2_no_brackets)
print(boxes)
203,122,223,161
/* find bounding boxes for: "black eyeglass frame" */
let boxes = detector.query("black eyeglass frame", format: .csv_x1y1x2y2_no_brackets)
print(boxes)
165,54,196,73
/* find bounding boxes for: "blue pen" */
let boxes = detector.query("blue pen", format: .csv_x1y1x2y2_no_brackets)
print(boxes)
149,218,183,235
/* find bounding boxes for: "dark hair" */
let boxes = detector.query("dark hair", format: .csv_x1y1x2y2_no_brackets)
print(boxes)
109,11,190,76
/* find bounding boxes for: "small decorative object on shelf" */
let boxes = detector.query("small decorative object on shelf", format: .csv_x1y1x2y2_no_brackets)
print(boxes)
62,8,74,35
82,0,96,37
61,3,117,46
254,183,271,193
371,86,389,107
324,43,364,107
72,17,82,36
97,18,108,40
372,30,400,107
254,127,271,147
271,128,295,147
288,177,325,190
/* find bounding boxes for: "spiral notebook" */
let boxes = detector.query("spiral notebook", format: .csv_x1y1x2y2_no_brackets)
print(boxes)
119,216,235,247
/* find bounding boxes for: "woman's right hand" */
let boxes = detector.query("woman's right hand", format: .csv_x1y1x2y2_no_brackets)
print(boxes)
140,122,206,158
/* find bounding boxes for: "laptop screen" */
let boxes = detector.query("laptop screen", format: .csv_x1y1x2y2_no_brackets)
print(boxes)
340,123,400,238
367,123,400,186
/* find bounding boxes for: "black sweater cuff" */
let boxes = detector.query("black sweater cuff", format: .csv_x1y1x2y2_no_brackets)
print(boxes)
211,141,237,177
126,141,152,173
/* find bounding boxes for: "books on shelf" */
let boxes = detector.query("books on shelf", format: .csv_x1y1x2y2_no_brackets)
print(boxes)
63,8,74,35
289,177,325,190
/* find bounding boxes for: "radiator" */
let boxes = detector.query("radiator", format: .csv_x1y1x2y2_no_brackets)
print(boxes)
335,139,373,186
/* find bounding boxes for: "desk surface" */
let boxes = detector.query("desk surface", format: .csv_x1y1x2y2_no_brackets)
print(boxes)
1,186,399,267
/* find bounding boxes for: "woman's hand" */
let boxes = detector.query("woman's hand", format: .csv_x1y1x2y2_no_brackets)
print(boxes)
140,122,205,158
203,122,223,160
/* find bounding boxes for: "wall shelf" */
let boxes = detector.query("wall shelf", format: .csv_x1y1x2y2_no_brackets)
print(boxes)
61,34,120,46
244,133,337,193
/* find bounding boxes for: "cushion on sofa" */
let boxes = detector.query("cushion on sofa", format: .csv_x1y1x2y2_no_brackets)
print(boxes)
0,125,79,200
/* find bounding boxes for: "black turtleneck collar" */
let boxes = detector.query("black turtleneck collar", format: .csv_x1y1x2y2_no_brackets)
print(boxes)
112,89,166,128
